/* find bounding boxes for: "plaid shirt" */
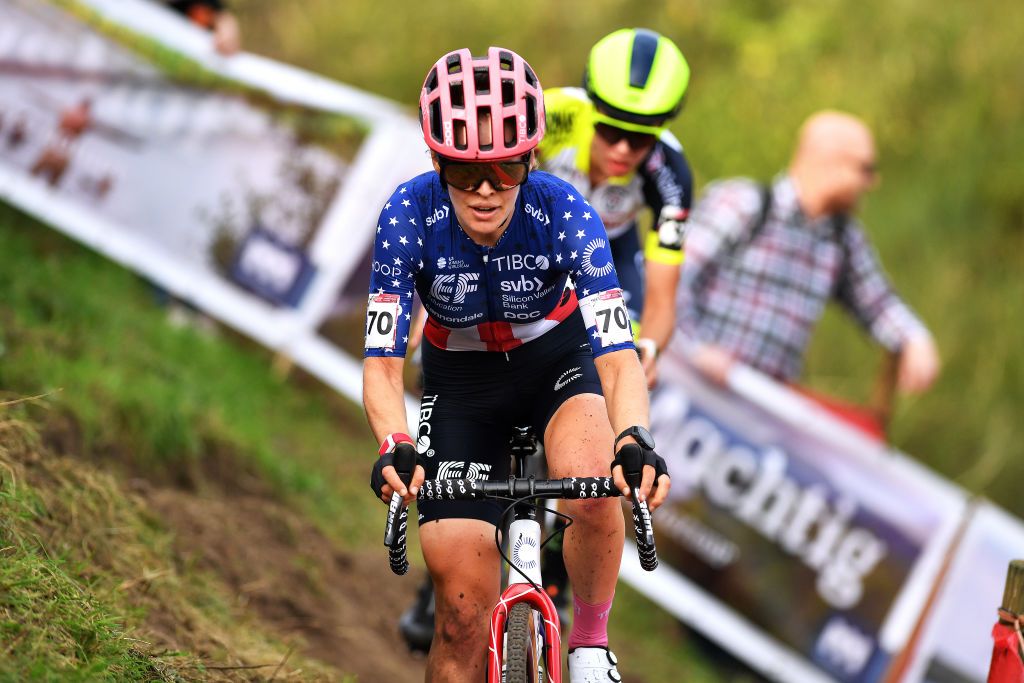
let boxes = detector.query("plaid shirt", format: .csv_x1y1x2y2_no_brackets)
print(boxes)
678,174,931,381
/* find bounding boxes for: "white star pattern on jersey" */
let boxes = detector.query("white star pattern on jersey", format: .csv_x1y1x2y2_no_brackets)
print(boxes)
365,172,634,359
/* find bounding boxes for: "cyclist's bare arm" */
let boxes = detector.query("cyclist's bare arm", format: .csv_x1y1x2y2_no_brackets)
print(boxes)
408,305,428,351
593,349,667,508
638,260,680,380
363,356,424,502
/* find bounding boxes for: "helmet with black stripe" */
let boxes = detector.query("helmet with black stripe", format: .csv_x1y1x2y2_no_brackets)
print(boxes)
583,28,690,135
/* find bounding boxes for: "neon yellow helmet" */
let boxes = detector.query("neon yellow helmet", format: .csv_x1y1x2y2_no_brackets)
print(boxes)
584,28,690,135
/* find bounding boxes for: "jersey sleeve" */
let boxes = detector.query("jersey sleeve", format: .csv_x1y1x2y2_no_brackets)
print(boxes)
640,134,694,266
552,187,635,357
834,219,932,350
364,185,424,358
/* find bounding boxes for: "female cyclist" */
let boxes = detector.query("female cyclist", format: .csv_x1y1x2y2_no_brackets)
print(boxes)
363,47,669,682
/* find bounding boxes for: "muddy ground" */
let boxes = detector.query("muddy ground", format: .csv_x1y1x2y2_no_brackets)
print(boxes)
142,482,427,682
37,408,427,682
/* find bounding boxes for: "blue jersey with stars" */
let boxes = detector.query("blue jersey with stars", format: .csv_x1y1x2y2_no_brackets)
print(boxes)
364,170,635,358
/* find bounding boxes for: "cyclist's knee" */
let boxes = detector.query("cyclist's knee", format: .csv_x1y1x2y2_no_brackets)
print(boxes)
562,495,622,525
432,580,492,650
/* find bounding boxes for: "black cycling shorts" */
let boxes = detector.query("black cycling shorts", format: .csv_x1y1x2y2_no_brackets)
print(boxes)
415,308,603,527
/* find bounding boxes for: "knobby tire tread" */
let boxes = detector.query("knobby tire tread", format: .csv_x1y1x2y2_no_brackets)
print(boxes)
505,602,542,683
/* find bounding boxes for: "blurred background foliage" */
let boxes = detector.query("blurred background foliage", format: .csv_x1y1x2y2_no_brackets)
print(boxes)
231,0,1023,511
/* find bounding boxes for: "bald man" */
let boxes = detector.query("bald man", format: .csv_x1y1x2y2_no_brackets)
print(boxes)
677,110,939,400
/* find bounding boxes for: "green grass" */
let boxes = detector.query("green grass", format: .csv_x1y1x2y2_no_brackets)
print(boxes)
0,407,337,682
0,431,164,681
0,203,380,547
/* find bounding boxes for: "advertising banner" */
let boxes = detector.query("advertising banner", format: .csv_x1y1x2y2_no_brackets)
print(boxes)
0,0,428,397
641,346,968,682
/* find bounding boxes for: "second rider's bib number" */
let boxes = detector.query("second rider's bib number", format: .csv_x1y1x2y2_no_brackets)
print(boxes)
583,289,633,348
365,292,402,350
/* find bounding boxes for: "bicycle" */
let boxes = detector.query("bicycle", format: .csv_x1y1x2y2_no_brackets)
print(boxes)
382,439,659,682
397,427,572,654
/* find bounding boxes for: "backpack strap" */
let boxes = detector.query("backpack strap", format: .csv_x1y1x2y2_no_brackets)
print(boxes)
718,182,852,292
721,182,772,261
830,213,851,296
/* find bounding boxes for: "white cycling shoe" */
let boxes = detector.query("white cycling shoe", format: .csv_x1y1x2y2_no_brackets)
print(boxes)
568,646,622,682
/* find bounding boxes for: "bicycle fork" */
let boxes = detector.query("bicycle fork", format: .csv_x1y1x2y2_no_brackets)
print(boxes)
488,512,562,682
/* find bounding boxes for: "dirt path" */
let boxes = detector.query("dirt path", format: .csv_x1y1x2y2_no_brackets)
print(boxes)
143,484,428,682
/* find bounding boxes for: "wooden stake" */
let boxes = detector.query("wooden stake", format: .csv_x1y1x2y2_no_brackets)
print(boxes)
1001,560,1024,615
870,349,900,438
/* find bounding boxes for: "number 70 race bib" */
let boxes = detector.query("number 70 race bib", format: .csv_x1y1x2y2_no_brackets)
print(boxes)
365,292,402,350
580,289,633,348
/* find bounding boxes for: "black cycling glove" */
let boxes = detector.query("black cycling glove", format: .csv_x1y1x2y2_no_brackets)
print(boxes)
370,441,422,500
611,443,669,487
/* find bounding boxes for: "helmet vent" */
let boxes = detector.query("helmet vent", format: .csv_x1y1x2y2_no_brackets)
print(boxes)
473,66,491,94
498,50,515,71
477,106,492,150
424,67,438,93
450,82,465,108
501,79,515,106
445,53,463,74
525,94,538,136
453,119,467,150
503,115,516,147
428,101,443,143
524,64,538,88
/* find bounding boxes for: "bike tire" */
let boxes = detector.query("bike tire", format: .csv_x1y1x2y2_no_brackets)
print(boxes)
504,602,545,683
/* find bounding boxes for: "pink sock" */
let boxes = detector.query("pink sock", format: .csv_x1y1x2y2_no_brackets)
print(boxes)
568,593,614,649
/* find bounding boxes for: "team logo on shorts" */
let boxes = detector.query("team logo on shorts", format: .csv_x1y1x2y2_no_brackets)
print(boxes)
418,394,438,457
437,461,493,480
554,366,583,391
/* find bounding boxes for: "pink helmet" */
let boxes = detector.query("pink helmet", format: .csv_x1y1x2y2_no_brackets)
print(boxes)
419,47,545,161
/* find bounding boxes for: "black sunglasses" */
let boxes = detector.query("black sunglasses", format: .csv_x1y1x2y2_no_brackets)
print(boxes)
438,155,531,192
594,123,657,151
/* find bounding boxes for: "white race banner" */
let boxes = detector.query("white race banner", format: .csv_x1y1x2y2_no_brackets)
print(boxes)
637,343,969,682
0,0,428,402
